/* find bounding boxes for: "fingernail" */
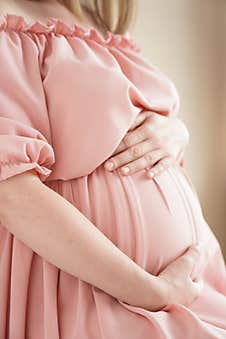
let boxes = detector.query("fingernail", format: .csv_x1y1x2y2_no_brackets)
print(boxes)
104,161,114,171
147,171,155,179
121,166,130,175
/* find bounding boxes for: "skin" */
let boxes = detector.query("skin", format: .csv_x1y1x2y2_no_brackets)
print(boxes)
0,0,202,312
105,110,189,178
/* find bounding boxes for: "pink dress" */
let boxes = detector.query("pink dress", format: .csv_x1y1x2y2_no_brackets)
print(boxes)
0,13,226,339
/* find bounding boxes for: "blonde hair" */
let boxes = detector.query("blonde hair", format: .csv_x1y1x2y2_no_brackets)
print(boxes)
53,0,137,35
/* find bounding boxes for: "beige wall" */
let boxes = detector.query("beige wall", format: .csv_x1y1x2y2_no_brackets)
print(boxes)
133,0,226,258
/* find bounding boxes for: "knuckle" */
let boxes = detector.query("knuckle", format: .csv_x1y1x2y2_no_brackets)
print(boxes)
140,157,149,168
130,145,141,157
123,136,132,148
113,154,126,166
123,138,130,148
144,123,153,136
144,152,153,163
111,157,119,167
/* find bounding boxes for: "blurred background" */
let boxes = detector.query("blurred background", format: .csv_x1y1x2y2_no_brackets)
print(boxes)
132,0,226,259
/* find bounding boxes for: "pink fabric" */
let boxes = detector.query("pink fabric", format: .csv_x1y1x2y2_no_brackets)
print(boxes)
0,13,225,339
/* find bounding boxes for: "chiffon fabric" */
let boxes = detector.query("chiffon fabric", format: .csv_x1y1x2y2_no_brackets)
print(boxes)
0,13,226,339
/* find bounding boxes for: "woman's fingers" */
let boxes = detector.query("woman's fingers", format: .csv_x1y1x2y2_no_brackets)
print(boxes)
104,139,157,173
105,110,189,176
179,244,202,271
189,278,204,301
118,149,167,176
127,111,152,132
145,156,175,179
189,242,207,281
111,118,152,156
105,145,173,176
158,243,204,307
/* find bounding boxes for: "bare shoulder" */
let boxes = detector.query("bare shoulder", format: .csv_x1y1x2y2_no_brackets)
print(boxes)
0,0,38,21
124,31,131,38
0,0,70,24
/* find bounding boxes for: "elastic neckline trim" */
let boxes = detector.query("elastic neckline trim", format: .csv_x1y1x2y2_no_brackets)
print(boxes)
0,13,141,52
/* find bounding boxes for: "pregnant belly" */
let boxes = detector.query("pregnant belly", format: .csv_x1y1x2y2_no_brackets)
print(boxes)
47,163,210,275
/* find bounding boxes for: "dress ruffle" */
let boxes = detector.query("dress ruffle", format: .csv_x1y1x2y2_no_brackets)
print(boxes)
0,13,141,53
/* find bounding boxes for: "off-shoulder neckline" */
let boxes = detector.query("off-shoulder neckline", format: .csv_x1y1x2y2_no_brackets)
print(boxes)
0,13,141,52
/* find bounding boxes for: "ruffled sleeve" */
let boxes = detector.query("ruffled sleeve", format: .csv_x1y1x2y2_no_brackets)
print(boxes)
0,29,55,183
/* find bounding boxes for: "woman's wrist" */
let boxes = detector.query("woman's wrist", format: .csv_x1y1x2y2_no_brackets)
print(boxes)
144,274,168,311
126,267,168,311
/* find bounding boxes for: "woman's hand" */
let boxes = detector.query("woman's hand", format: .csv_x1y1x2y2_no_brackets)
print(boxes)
104,110,189,179
134,243,204,312
156,244,204,311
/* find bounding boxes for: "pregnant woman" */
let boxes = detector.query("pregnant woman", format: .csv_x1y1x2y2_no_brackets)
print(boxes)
0,0,226,338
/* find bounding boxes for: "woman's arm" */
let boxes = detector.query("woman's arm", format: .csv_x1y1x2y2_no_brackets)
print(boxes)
0,170,203,311
0,169,164,310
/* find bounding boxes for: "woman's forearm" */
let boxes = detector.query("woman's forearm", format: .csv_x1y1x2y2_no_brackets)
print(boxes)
0,170,165,309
